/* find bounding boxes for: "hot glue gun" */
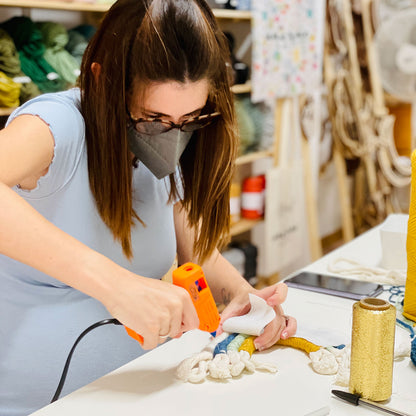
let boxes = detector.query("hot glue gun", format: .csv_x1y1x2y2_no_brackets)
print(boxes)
124,262,220,344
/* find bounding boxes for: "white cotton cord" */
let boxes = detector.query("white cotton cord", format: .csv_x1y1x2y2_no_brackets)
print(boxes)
176,347,278,382
310,336,411,388
228,351,246,377
208,353,232,379
176,350,213,383
203,332,229,353
327,257,406,285
309,348,339,375
207,350,277,380
249,356,278,373
239,350,256,373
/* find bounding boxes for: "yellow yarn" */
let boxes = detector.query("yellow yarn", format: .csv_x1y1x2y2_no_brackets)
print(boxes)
0,71,20,108
239,336,256,356
238,336,321,356
276,337,321,353
404,150,416,322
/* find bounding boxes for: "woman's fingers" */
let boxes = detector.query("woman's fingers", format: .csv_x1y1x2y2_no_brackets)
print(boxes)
283,315,297,338
179,288,200,333
254,309,297,351
115,278,199,350
265,282,288,306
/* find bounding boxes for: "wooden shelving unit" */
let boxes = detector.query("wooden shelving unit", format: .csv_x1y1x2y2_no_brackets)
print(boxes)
213,9,251,20
236,150,273,165
0,1,252,20
0,2,252,116
230,218,262,236
0,0,111,12
230,81,251,94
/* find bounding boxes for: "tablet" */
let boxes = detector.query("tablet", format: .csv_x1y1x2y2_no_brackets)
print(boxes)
285,271,384,300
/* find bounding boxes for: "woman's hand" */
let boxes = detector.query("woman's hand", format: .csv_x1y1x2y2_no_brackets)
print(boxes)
218,282,297,352
103,271,199,350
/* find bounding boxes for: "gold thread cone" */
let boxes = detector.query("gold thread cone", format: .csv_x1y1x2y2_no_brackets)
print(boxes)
349,297,396,401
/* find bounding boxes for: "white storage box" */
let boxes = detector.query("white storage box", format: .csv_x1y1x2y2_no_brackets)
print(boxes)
379,214,408,270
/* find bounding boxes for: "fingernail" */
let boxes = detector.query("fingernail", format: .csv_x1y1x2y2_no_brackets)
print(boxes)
281,331,288,339
254,342,263,351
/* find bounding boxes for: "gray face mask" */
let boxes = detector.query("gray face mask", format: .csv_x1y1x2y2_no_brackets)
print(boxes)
127,125,193,179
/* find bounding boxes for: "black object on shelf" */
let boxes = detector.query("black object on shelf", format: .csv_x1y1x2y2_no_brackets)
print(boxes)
224,31,249,85
230,241,258,285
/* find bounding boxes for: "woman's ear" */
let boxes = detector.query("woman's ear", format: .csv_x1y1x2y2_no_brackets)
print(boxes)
91,62,101,81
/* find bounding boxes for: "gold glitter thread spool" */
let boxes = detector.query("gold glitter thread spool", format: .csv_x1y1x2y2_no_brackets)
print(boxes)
404,150,416,322
349,297,396,401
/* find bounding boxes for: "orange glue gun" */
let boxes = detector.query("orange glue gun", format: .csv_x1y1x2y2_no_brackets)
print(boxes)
124,262,220,344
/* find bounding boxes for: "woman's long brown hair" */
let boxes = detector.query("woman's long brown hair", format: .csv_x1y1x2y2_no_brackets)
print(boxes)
80,0,238,262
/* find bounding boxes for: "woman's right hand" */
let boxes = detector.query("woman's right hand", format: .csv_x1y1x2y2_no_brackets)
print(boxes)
103,271,200,350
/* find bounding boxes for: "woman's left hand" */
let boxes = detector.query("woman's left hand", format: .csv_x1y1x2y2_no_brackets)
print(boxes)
218,282,297,352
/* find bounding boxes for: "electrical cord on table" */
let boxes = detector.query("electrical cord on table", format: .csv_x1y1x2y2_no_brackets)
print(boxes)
51,318,123,403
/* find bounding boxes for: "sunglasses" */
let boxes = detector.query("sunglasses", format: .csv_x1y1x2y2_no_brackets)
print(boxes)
129,111,221,136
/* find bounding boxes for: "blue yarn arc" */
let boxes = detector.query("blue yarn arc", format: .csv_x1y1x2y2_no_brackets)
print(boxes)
411,338,416,367
213,333,238,356
396,318,416,367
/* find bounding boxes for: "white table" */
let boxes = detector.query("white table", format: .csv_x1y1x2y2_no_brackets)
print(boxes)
31,221,416,416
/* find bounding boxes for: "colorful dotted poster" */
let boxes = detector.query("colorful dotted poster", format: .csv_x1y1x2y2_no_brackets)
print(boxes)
251,0,325,102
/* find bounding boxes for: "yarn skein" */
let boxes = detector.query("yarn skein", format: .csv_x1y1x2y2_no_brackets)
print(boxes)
0,28,40,103
0,71,20,107
37,22,80,85
1,16,67,93
66,29,88,65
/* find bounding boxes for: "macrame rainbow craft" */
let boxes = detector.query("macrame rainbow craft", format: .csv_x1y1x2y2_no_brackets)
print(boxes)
176,333,350,383
176,331,412,384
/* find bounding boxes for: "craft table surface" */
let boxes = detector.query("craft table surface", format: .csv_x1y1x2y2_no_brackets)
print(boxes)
31,220,416,416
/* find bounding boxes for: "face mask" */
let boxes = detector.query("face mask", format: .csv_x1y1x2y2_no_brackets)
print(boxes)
127,125,193,179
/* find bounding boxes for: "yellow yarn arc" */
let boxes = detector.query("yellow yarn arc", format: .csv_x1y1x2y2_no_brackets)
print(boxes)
238,336,256,356
404,150,416,322
238,336,321,356
275,337,321,353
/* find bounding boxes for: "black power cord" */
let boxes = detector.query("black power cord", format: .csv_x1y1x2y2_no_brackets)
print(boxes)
51,318,122,403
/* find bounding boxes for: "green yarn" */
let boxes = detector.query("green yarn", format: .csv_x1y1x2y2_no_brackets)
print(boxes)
66,29,88,65
72,24,97,41
0,28,20,74
227,333,249,352
234,96,256,155
37,21,80,85
0,28,40,104
0,70,20,108
1,16,67,93
241,95,264,152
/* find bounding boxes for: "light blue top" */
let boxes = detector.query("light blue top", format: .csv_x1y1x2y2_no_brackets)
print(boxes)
0,89,178,416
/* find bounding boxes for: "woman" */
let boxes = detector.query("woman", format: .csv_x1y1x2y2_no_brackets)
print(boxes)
0,1,296,414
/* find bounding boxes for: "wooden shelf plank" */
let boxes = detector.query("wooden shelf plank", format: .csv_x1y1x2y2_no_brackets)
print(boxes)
231,81,251,94
213,9,251,20
0,107,15,116
230,218,262,236
0,2,252,19
236,150,273,165
0,1,112,12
